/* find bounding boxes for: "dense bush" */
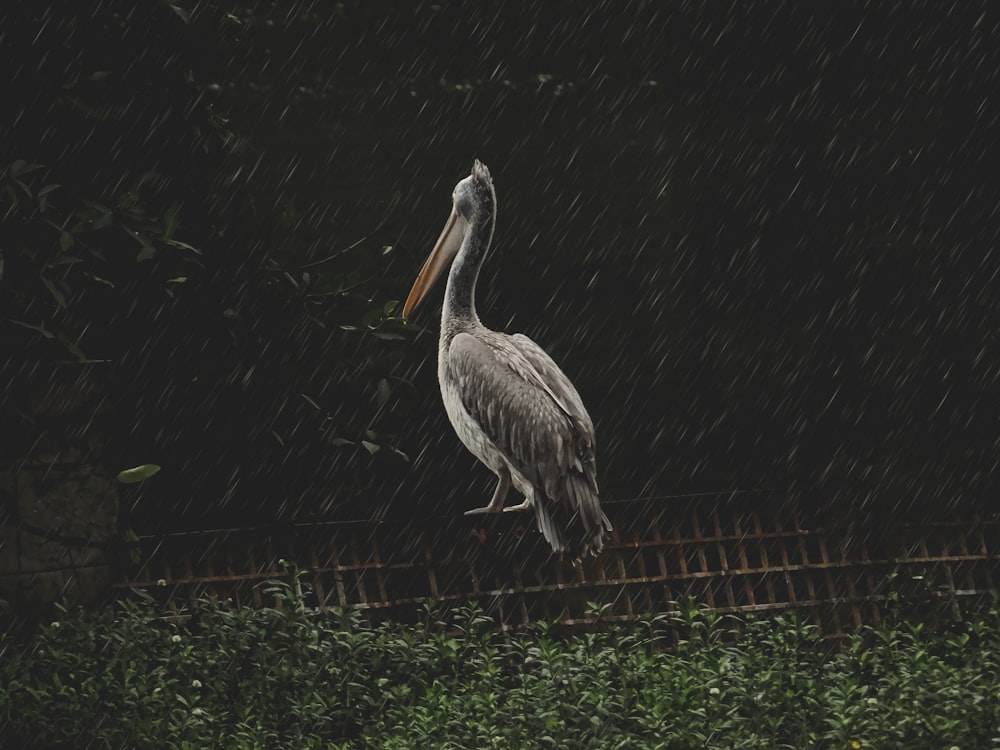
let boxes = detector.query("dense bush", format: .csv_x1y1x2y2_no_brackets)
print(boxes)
0,1,410,533
2,582,999,749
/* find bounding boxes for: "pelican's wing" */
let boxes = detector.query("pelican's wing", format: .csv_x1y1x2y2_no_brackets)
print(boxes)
507,333,594,440
448,331,609,553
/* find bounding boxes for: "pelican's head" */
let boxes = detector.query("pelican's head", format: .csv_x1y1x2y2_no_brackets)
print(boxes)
452,159,495,223
402,160,495,318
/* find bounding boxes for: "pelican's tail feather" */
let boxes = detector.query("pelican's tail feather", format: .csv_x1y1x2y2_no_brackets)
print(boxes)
533,477,611,560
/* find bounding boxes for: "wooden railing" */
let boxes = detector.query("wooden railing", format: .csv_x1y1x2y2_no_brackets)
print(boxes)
117,502,1000,635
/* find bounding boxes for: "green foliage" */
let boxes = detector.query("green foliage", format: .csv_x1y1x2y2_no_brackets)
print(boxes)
2,589,999,749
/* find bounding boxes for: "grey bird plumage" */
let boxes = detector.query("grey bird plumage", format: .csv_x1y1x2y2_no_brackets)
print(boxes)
403,160,611,558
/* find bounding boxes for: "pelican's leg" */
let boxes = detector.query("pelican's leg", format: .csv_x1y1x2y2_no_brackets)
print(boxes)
464,467,512,515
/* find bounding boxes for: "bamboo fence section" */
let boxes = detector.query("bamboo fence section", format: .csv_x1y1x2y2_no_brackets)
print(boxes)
116,507,999,636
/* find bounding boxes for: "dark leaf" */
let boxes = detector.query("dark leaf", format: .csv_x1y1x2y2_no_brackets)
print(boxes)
116,464,162,484
41,276,67,307
9,160,44,178
168,3,190,23
7,319,55,339
165,239,202,255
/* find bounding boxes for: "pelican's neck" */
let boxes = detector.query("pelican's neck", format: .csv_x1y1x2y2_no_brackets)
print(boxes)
442,207,494,330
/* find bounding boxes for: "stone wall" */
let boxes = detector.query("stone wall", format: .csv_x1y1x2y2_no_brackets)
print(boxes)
0,367,120,609
0,454,118,607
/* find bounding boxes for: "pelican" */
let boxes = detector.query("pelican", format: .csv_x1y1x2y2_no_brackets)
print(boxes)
403,160,612,558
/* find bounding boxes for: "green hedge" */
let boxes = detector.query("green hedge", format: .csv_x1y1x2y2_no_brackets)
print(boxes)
2,585,999,748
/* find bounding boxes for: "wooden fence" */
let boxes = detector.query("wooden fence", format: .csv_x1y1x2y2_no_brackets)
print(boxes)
117,500,1000,636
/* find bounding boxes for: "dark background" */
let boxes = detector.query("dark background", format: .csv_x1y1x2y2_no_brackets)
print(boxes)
2,1,997,535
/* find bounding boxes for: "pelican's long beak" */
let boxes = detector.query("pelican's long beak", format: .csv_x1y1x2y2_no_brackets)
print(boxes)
402,207,467,317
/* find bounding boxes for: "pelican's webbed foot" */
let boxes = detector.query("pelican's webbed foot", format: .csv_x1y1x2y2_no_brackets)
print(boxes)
502,500,532,512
